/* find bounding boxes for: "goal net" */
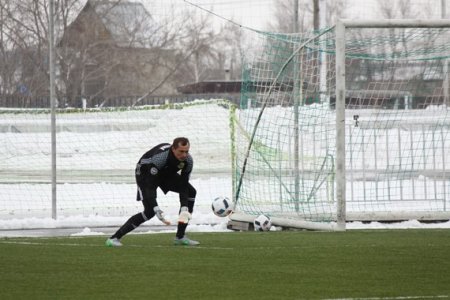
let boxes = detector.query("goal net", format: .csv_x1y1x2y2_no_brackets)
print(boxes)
232,20,450,230
0,100,235,225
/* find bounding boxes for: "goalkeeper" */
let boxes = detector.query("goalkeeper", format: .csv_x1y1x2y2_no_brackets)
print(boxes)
106,137,199,247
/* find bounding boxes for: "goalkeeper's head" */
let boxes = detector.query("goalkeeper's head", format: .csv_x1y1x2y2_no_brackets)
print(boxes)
171,137,190,161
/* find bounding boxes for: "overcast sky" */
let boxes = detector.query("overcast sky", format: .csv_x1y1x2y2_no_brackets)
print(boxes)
180,0,448,31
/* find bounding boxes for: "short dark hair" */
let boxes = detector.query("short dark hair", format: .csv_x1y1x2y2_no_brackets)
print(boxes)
172,137,190,149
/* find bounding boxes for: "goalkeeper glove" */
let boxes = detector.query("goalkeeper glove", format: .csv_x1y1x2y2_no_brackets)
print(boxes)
153,206,171,225
178,206,191,224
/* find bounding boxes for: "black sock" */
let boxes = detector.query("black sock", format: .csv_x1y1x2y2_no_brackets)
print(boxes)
176,223,188,239
111,213,145,239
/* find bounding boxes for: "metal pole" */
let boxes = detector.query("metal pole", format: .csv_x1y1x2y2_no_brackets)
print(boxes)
49,0,57,219
335,20,346,230
441,127,447,211
293,0,298,33
293,0,300,211
319,0,328,105
442,0,449,106
443,0,447,18
294,57,301,212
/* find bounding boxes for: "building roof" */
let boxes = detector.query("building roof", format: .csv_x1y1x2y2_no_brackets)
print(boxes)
84,0,158,48
177,80,242,94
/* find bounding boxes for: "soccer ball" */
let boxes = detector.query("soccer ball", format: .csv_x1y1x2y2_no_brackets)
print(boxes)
253,214,272,231
211,196,233,217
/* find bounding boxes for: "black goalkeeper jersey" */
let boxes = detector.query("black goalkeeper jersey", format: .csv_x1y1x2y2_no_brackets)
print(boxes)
135,143,193,190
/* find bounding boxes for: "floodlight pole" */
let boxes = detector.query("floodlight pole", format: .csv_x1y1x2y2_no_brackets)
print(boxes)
319,0,327,105
335,20,346,231
442,0,449,107
49,0,57,219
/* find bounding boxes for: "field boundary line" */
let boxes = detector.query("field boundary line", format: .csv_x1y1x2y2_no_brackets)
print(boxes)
0,240,234,250
324,295,449,300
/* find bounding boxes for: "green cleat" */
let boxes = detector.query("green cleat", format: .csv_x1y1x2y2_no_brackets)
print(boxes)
105,238,122,247
174,236,200,246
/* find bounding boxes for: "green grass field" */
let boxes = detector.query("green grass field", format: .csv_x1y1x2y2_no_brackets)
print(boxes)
1,230,449,300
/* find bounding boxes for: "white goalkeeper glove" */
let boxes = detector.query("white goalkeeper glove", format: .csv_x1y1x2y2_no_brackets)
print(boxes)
153,206,171,225
178,206,191,224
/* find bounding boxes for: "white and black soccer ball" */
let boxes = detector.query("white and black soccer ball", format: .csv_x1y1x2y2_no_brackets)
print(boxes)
253,214,272,231
211,196,233,217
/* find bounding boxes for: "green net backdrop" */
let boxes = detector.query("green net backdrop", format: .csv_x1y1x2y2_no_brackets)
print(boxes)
235,25,450,225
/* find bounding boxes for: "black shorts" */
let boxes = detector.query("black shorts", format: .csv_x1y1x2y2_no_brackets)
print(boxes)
136,174,195,202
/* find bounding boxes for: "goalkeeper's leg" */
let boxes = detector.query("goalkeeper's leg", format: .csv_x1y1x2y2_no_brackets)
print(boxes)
110,209,154,240
107,186,157,245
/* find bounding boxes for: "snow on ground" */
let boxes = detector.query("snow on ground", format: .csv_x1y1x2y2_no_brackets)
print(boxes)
0,102,449,237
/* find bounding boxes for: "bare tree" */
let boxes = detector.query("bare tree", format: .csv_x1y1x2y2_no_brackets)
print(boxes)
269,0,313,33
0,0,52,103
0,1,16,95
0,0,244,108
377,0,419,19
269,0,344,33
172,11,241,83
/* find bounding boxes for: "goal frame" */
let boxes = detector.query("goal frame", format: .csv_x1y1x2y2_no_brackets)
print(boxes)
335,19,450,230
230,19,450,231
